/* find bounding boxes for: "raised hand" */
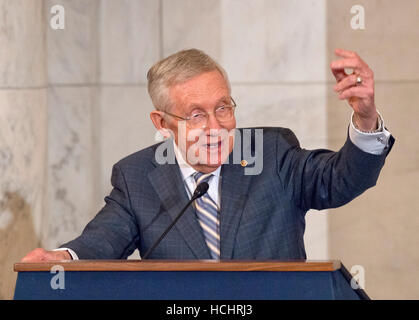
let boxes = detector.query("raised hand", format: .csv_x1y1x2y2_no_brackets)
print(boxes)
331,48,379,131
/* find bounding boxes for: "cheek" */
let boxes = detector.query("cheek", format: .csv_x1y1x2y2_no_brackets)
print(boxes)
179,128,203,157
170,129,178,141
225,119,236,150
225,118,236,132
172,122,188,146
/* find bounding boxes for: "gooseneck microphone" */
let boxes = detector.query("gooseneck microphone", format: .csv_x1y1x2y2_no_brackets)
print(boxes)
191,181,210,199
141,182,209,259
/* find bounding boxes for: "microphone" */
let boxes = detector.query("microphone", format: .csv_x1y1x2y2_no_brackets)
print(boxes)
141,182,209,259
191,181,210,200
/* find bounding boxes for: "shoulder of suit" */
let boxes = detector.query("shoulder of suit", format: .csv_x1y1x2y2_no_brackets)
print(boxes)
113,141,164,170
237,126,299,147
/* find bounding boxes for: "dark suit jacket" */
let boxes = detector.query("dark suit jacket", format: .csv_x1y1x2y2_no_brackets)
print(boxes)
62,127,394,260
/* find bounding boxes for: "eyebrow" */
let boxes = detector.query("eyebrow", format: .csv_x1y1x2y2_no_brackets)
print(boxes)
185,96,231,114
186,97,226,108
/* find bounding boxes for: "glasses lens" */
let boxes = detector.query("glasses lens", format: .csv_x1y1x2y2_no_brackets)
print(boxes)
186,100,236,128
188,113,207,128
215,106,234,122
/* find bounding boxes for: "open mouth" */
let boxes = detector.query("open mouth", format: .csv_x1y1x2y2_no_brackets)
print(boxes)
205,141,222,149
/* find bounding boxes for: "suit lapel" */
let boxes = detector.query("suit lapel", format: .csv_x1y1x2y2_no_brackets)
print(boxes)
148,150,211,259
220,128,258,259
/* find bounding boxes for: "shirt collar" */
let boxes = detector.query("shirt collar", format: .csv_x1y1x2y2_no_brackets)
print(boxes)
173,140,222,181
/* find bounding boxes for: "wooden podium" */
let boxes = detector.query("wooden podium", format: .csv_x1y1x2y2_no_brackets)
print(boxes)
13,260,369,300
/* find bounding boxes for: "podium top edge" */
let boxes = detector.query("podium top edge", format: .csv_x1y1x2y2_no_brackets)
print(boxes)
14,260,341,272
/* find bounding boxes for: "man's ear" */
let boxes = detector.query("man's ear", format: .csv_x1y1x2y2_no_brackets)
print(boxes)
150,111,171,138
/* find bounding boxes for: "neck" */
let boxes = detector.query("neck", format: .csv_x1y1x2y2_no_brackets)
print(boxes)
190,164,221,174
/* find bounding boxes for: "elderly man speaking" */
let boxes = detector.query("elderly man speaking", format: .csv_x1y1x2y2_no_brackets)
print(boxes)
22,48,394,261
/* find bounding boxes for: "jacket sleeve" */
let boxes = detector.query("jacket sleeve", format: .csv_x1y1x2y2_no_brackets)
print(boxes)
277,127,395,212
60,163,140,259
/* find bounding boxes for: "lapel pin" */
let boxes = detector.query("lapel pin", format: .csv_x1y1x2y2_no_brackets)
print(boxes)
240,160,248,167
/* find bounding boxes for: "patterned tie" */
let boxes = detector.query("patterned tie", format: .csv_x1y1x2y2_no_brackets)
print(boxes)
193,172,220,259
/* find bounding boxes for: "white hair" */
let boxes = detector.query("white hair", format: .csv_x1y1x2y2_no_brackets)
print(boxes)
147,48,231,112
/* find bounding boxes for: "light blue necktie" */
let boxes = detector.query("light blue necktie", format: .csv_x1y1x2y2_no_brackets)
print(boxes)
193,172,220,259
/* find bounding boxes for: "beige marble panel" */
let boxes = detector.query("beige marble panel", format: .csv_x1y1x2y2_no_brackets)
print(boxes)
0,89,47,299
46,86,99,249
162,0,221,61
0,0,45,87
100,0,160,84
326,0,419,81
99,85,157,196
46,0,99,84
328,82,419,299
221,0,327,83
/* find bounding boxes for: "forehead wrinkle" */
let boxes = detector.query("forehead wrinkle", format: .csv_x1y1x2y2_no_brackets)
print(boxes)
169,71,230,113
174,88,230,113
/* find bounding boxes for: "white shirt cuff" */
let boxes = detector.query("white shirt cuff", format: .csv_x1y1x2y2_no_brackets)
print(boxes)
349,110,392,155
53,248,79,260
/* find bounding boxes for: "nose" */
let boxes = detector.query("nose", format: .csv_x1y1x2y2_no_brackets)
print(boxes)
204,113,222,132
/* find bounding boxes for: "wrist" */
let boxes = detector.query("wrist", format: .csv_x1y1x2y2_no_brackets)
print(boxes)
353,112,380,132
59,250,72,260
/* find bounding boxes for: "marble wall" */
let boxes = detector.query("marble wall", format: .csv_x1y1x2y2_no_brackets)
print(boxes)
99,0,160,198
0,0,47,299
1,0,418,299
326,0,419,299
44,0,101,251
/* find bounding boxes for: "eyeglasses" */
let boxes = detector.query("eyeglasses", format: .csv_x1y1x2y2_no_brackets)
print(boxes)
163,97,237,128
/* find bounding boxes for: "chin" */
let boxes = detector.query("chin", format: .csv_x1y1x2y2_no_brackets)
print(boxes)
205,149,229,167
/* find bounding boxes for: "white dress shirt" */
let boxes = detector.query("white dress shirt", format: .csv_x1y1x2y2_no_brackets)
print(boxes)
56,113,391,260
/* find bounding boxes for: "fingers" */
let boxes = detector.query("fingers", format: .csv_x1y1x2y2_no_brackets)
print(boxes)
330,49,376,115
334,48,357,58
21,248,45,262
338,86,373,100
331,50,374,101
334,74,359,93
330,49,373,81
330,58,371,79
21,248,70,262
331,68,346,82
330,58,360,71
330,56,359,82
